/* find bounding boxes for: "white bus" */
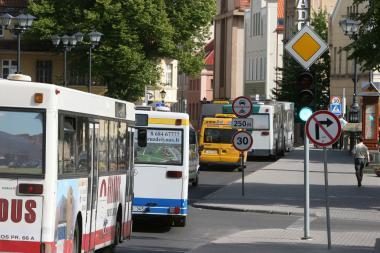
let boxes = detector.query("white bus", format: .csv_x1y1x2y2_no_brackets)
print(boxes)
134,110,191,227
278,101,295,151
223,101,293,159
0,76,135,253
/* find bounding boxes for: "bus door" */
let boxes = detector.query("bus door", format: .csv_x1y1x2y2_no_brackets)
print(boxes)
86,122,99,251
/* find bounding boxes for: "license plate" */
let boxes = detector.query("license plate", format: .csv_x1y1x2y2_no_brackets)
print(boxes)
132,206,146,212
205,150,217,154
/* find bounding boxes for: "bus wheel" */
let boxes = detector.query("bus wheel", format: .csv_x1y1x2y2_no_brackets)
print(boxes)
73,222,81,253
192,174,199,186
114,218,122,246
173,216,186,227
280,139,285,156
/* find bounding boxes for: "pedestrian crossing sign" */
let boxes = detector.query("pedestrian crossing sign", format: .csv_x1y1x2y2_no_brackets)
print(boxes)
329,104,342,116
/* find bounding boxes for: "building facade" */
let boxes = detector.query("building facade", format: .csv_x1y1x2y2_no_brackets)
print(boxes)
145,58,178,106
214,0,251,100
175,40,214,130
329,0,368,112
244,0,284,99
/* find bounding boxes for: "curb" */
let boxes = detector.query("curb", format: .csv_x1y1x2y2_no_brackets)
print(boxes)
192,203,307,217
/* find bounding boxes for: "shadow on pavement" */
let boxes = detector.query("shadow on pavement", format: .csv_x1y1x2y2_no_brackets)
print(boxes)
132,219,171,233
196,182,380,212
190,242,373,253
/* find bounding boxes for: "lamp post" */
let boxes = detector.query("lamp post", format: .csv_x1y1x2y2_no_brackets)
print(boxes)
160,89,167,104
88,30,103,93
339,18,360,149
51,32,84,86
0,13,35,74
339,18,360,122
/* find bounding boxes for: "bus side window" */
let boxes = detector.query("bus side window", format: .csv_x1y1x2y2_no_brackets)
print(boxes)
137,129,147,147
59,116,76,174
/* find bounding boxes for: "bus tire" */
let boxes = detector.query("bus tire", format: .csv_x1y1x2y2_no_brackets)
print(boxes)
114,210,122,246
192,174,199,186
280,139,285,156
173,216,186,227
73,222,81,253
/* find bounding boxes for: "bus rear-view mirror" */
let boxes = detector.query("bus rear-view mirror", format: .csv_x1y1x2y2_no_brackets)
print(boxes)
137,129,147,147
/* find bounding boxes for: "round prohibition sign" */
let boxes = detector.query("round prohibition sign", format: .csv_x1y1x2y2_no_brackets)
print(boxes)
232,131,253,152
305,110,341,147
232,96,252,118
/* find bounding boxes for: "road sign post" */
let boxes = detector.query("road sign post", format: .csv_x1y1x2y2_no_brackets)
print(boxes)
306,110,341,250
231,96,253,196
232,131,253,197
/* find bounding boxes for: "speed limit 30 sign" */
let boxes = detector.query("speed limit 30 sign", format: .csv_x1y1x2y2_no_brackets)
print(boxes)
232,131,253,152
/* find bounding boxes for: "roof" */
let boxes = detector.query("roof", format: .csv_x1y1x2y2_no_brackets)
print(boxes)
204,40,214,65
277,0,284,31
204,50,214,65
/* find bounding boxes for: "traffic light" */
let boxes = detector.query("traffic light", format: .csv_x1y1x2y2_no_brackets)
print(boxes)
296,71,314,122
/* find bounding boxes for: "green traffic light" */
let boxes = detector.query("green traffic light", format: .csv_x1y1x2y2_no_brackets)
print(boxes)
299,107,313,122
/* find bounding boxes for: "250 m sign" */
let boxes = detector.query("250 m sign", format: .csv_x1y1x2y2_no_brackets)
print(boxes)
231,118,253,129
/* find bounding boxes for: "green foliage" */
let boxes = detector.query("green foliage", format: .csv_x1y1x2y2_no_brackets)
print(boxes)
273,9,330,111
27,0,215,101
348,0,380,71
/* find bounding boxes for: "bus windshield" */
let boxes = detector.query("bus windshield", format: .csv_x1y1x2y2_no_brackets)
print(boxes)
204,128,237,143
0,109,44,175
135,128,183,165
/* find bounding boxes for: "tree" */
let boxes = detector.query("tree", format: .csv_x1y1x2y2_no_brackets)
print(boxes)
273,9,330,111
349,0,380,72
27,0,215,101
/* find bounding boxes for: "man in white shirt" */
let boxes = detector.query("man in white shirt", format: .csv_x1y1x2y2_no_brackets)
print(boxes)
353,136,370,187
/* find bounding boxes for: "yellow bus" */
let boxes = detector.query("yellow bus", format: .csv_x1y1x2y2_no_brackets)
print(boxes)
199,114,241,168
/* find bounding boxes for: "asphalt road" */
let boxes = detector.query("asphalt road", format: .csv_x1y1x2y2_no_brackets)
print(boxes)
112,158,282,253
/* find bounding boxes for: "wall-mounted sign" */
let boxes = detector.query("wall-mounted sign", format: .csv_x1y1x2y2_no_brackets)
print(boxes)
296,0,310,31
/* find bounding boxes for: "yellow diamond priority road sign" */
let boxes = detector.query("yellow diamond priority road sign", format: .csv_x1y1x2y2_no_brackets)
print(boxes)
285,25,328,69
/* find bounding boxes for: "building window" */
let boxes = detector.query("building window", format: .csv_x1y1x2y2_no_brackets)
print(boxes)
333,47,337,75
165,63,173,86
338,47,342,75
221,0,228,13
2,59,17,79
260,58,263,80
264,57,267,79
256,58,259,81
36,60,52,83
0,25,3,37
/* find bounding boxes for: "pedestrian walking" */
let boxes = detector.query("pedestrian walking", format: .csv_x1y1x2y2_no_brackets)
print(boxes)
352,136,369,187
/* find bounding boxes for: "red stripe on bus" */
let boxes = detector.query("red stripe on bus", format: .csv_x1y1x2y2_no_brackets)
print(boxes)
82,221,131,251
0,221,132,253
0,240,41,253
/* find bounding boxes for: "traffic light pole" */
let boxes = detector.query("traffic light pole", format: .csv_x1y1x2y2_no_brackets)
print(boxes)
303,129,311,240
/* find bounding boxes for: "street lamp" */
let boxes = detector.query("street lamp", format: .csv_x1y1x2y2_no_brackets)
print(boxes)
0,13,35,73
51,32,84,86
88,30,103,93
160,89,167,104
339,18,360,150
339,18,360,123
